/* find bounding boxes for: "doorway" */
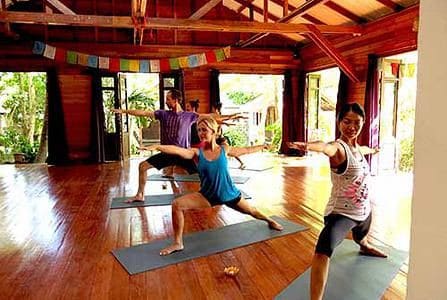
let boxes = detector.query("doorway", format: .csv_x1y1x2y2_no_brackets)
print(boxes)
377,51,417,174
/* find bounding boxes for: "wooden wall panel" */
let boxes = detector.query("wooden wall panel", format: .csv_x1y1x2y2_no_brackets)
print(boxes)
183,68,211,112
59,74,92,160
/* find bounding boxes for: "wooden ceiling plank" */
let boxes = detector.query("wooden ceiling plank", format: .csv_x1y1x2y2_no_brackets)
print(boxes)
375,0,403,12
283,0,288,17
238,0,332,47
46,0,76,15
306,24,359,82
301,13,326,25
324,1,365,23
189,0,222,20
0,11,362,34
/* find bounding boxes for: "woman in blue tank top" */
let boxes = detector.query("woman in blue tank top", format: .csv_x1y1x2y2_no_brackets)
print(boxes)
141,115,283,256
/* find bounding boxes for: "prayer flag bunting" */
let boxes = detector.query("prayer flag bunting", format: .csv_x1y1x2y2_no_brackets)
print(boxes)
99,56,110,69
139,60,150,73
160,59,170,72
214,48,225,62
32,41,230,72
150,60,160,72
188,55,199,68
88,55,98,68
54,48,66,63
66,51,77,64
78,53,89,66
129,59,140,72
32,41,45,55
169,58,180,70
43,45,56,59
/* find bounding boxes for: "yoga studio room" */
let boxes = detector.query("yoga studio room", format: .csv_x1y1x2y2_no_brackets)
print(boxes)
1,0,445,299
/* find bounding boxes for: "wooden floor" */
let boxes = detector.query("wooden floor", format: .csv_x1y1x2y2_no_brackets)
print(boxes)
0,153,411,299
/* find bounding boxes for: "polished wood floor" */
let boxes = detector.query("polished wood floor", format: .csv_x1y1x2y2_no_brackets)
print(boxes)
0,153,411,299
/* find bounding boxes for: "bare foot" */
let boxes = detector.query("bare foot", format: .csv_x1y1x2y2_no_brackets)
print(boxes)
124,194,144,203
268,220,283,231
160,243,184,256
359,244,388,258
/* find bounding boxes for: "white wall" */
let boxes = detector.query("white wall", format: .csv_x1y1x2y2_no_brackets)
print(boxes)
407,1,447,299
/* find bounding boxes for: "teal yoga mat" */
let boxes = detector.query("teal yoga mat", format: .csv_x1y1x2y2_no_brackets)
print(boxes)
111,190,252,209
275,239,408,300
112,216,307,275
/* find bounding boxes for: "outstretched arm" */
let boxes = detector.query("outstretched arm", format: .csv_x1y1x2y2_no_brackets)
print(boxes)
287,141,340,156
226,144,268,157
112,108,155,118
139,144,197,159
359,146,380,155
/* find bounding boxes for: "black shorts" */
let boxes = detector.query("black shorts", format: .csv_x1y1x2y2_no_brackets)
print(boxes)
146,152,198,174
315,213,372,257
202,193,242,208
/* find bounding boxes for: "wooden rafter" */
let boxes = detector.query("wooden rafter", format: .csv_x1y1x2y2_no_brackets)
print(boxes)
324,1,366,23
234,0,278,21
0,11,362,35
45,0,75,15
189,0,222,20
306,24,359,82
375,0,403,11
238,0,332,47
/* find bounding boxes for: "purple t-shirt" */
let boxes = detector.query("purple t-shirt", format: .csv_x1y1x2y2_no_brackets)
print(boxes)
154,110,198,148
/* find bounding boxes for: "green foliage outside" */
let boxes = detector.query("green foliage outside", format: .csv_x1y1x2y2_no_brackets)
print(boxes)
0,72,46,163
127,89,158,155
226,91,260,105
265,121,282,152
399,138,414,172
127,89,157,128
223,124,248,147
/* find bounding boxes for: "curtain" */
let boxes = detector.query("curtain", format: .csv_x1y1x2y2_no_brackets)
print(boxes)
280,70,305,155
46,69,70,165
90,74,106,163
363,54,380,174
335,71,350,139
209,69,220,111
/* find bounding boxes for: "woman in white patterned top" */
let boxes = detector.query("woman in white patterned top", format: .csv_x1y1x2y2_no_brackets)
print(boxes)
288,102,386,300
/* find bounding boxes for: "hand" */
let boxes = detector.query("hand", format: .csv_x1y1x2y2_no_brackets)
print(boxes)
373,147,380,154
263,144,274,151
138,144,159,151
287,141,307,151
111,108,123,114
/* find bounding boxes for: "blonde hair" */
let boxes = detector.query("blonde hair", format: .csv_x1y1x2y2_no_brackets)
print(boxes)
197,115,218,134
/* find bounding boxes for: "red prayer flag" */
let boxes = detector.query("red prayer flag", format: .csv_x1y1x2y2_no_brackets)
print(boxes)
54,48,66,63
205,51,217,63
159,59,171,72
109,58,120,72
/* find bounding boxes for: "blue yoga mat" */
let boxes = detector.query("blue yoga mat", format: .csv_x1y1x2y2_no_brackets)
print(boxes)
112,216,307,275
148,173,250,184
275,239,408,300
111,190,252,209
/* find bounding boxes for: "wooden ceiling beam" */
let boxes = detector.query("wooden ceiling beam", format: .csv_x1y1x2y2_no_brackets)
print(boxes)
238,0,332,47
306,24,359,82
375,0,403,12
0,11,362,34
189,0,222,20
45,0,76,15
324,1,366,23
233,0,278,21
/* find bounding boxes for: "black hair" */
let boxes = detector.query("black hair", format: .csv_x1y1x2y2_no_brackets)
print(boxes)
168,89,183,102
337,102,365,122
188,99,200,111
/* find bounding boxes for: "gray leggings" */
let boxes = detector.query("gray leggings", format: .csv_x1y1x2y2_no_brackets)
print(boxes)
315,213,372,257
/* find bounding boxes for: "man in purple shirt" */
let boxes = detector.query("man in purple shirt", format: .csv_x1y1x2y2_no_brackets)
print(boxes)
113,89,239,202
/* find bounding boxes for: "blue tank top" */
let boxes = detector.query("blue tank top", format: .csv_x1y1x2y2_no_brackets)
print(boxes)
198,147,241,205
